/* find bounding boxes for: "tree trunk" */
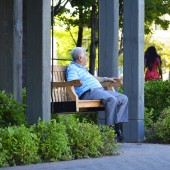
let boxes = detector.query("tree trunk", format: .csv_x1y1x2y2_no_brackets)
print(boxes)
76,26,83,47
89,5,97,75
76,9,83,47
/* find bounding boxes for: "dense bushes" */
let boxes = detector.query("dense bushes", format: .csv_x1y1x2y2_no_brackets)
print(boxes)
0,91,119,168
0,91,26,127
57,115,119,159
144,80,170,121
155,107,170,143
58,115,103,159
0,125,40,167
33,119,72,161
0,118,119,168
144,80,170,143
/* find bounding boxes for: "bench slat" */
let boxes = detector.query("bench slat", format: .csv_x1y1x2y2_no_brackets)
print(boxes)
78,100,103,108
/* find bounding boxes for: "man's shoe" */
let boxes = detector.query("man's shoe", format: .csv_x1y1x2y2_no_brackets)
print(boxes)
114,123,125,142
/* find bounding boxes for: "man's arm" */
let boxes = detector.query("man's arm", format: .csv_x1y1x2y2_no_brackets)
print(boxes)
94,76,117,83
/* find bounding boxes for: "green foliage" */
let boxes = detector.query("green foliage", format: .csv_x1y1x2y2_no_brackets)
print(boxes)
0,91,26,128
144,108,154,128
0,125,40,166
0,139,9,168
57,114,119,159
0,92,120,168
144,80,170,143
59,0,97,27
144,107,161,143
0,114,120,168
34,119,72,162
145,0,170,34
99,125,120,156
154,107,170,143
144,80,170,121
55,0,170,35
57,115,103,158
22,88,26,105
53,26,75,65
145,107,170,144
74,112,98,124
53,24,91,66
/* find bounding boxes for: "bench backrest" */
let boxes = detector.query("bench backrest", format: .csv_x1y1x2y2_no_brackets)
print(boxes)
51,65,71,102
52,65,67,82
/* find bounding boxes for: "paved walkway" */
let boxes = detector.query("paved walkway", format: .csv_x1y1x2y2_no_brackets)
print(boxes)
1,143,170,170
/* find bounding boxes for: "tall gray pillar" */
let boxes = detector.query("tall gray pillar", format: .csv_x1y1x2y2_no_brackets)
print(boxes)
0,0,22,103
26,0,51,124
98,0,119,124
13,0,23,103
123,0,145,142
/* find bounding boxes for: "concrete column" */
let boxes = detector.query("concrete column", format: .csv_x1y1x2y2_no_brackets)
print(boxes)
123,0,145,142
13,0,23,103
98,0,119,124
26,0,51,124
0,0,22,103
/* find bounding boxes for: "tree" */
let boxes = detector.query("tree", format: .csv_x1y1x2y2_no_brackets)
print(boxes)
52,0,71,16
144,0,170,34
118,0,170,56
118,0,170,33
52,0,170,72
53,0,98,74
89,4,98,75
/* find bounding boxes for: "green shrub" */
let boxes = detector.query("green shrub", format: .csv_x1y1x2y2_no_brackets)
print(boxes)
154,107,170,143
0,115,120,168
144,107,154,128
74,112,98,124
57,115,102,159
52,112,98,125
57,115,118,159
144,80,170,143
0,125,40,166
144,107,170,143
22,88,26,108
144,123,162,143
144,80,170,121
0,91,26,127
144,107,159,143
0,137,9,168
34,119,72,162
99,125,120,155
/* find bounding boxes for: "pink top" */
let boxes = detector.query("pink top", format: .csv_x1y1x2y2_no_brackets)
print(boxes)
145,57,161,81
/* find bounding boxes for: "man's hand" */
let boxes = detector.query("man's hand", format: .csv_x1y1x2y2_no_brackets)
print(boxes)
104,77,117,83
103,77,123,87
94,76,122,84
104,77,120,83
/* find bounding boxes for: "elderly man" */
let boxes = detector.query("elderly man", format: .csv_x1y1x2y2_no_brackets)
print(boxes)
66,47,128,141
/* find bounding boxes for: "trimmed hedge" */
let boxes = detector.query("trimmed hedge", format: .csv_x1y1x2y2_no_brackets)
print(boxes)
144,80,170,143
144,80,170,121
0,91,26,128
0,117,120,168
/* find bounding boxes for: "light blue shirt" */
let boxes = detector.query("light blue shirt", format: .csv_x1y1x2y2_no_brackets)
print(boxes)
66,61,102,97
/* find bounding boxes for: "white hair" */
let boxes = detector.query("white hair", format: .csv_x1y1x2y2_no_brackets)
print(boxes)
71,47,86,61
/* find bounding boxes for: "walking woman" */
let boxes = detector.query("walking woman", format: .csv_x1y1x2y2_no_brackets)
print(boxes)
144,46,163,81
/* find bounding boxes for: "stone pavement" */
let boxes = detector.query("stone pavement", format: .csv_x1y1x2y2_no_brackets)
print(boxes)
1,143,170,170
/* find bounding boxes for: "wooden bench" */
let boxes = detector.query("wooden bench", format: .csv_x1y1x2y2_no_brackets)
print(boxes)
51,65,122,113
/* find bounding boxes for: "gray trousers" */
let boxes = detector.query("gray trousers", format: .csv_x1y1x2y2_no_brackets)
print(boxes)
81,87,128,125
